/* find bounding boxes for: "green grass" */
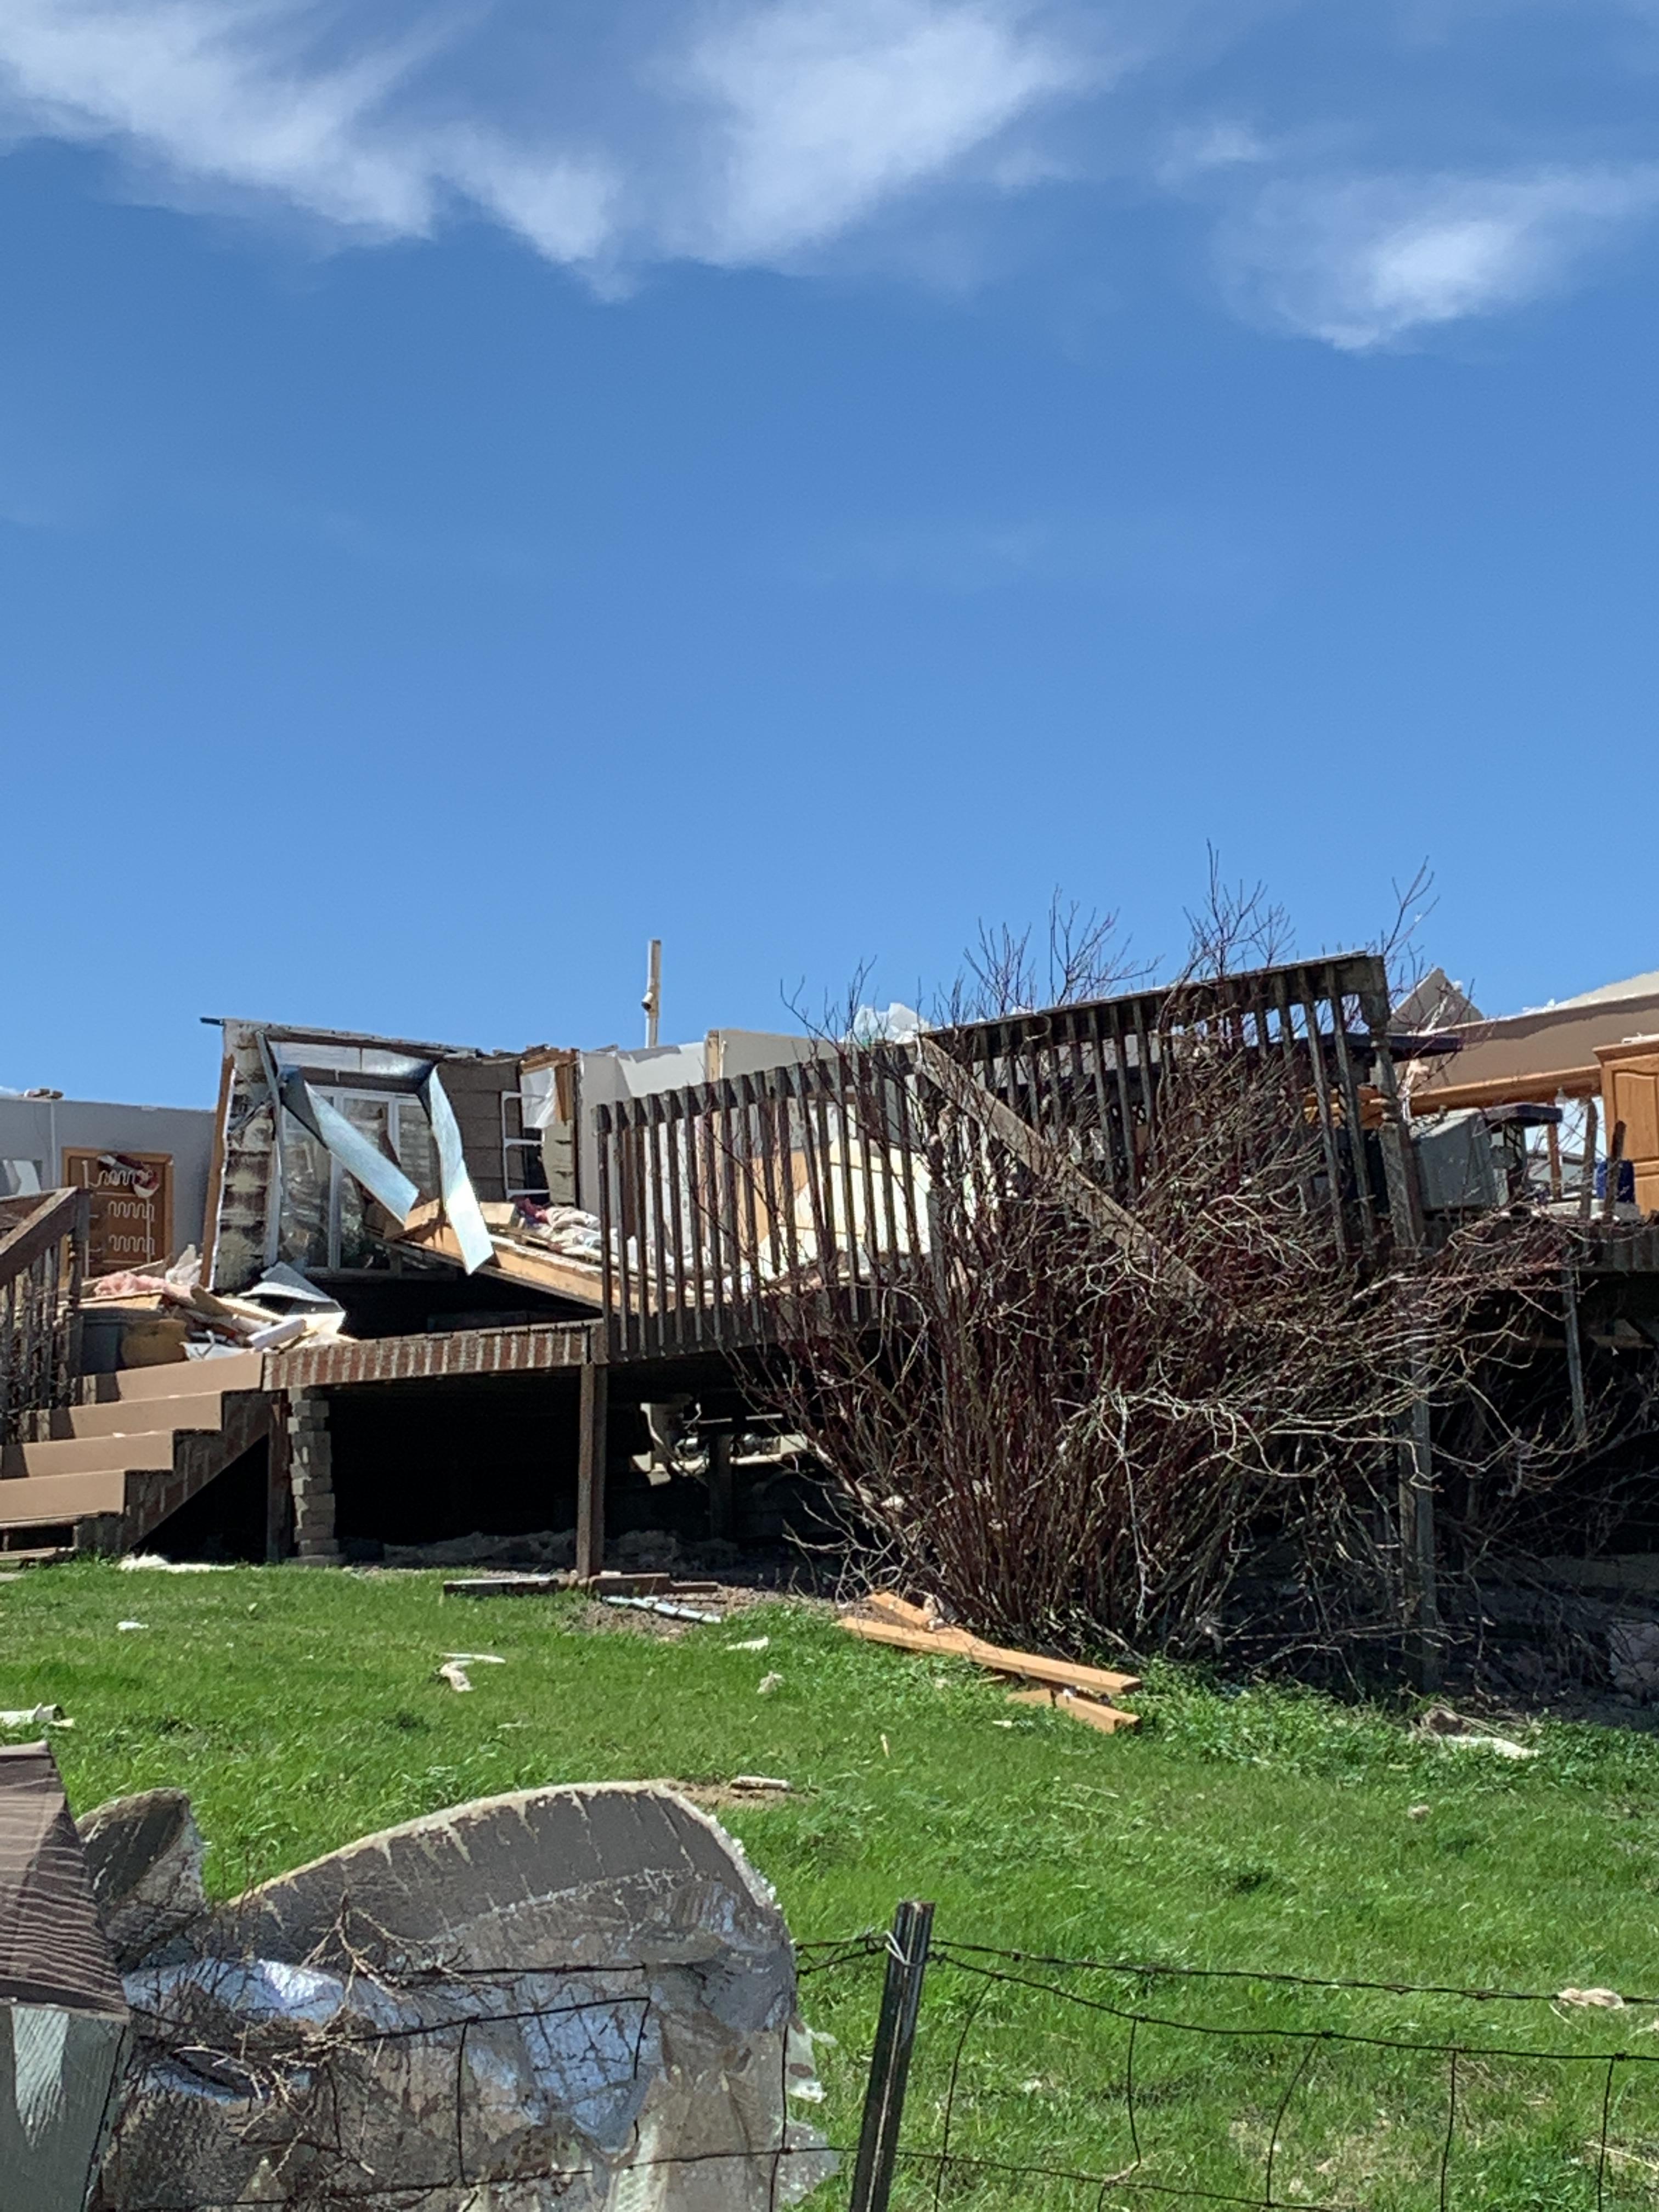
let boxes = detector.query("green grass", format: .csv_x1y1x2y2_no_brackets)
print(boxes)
9,1560,1659,2208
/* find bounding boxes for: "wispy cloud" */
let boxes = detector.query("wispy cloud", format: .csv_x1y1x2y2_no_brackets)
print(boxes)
1222,165,1659,348
3,1,1659,347
678,1,1082,261
0,0,1090,268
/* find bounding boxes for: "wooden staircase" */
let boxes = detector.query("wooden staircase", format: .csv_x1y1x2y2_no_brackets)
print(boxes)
0,1352,270,1559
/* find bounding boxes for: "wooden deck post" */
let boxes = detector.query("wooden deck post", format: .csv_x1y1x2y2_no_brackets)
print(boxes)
1400,1349,1441,1694
265,1391,292,1562
707,1429,735,1542
576,1345,608,1583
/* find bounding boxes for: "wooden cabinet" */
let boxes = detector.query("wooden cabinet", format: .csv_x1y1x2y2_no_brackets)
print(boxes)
1596,1039,1659,1215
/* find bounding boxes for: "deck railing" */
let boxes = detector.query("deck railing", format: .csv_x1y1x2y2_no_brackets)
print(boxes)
596,954,1421,1362
0,1187,89,1446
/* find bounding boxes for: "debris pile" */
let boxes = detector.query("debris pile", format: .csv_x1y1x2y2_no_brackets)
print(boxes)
79,1252,347,1367
86,1782,832,2211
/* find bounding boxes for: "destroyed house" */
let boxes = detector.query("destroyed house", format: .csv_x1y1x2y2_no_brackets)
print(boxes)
3,955,1657,1596
202,1019,594,1332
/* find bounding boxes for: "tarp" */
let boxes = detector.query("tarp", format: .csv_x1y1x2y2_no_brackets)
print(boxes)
0,1744,130,2212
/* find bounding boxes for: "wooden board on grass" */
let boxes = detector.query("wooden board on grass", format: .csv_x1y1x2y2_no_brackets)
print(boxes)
1006,1685,1139,1734
839,1611,1142,1699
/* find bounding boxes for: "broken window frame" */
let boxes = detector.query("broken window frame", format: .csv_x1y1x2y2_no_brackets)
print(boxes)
261,1039,489,1277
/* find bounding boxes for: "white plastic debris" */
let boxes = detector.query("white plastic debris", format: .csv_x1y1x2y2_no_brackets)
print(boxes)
729,1775,791,1793
119,1558,231,1575
440,1652,505,1666
116,1622,148,1633
726,1637,770,1652
601,1596,724,1624
757,1672,783,1696
1558,1987,1625,2010
436,1663,472,1694
1417,1706,1537,1759
0,1705,65,1728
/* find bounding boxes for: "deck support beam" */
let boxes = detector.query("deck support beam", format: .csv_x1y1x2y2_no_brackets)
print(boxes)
576,1354,608,1583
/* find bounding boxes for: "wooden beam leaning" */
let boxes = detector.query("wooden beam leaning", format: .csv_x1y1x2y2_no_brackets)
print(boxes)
911,1034,1207,1303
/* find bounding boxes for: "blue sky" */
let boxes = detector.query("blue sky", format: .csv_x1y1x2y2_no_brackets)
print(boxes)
3,0,1657,1105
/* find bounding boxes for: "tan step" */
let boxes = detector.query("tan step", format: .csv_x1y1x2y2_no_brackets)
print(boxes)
59,1392,232,1441
98,1351,265,1403
4,1432,183,1482
0,1467,131,1523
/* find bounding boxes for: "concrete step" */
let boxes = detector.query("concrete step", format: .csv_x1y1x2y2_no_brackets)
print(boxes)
99,1351,264,1403
58,1392,231,1442
0,1466,131,1525
4,1431,185,1482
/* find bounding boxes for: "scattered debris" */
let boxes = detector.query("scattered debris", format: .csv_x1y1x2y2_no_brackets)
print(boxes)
1408,1803,1431,1820
93,1783,833,2211
841,1593,1141,1728
1558,1987,1626,2010
1416,1706,1538,1759
729,1775,791,1793
441,1651,505,1666
726,1637,771,1652
0,1705,68,1728
445,1572,568,1598
387,1527,576,1572
758,1671,784,1696
601,1595,724,1624
117,1558,230,1575
116,1621,146,1633
436,1661,473,1693
1,1742,130,2212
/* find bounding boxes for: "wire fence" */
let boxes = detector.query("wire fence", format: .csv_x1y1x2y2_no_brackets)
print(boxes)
92,1914,1659,2210
801,1914,1659,2212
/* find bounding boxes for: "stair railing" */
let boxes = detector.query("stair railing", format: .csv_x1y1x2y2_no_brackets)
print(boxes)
0,1188,89,1447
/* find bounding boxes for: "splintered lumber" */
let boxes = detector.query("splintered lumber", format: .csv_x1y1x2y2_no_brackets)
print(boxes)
865,1592,940,1630
393,1200,605,1310
445,1574,571,1598
912,1034,1206,1302
839,1612,1141,1699
1006,1685,1139,1734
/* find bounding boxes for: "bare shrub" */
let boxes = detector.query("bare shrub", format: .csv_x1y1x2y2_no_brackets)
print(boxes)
760,920,1584,1678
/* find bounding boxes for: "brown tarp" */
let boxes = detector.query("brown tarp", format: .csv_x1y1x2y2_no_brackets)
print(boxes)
0,1742,127,2018
1,1742,129,2212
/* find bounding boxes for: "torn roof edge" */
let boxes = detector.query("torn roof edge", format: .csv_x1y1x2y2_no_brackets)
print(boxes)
200,1016,542,1062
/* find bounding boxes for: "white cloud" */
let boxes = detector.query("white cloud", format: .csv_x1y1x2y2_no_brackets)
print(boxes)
2,0,1659,351
0,0,1088,269
1223,165,1659,348
0,0,445,233
678,0,1080,261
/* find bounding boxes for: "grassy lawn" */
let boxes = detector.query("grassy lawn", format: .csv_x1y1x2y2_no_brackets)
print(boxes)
8,1560,1659,2207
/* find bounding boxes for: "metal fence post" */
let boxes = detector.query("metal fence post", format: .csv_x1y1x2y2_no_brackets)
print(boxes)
850,1899,934,2212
